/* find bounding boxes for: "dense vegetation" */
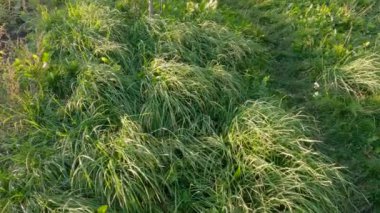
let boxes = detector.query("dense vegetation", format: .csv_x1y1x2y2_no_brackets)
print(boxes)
1,0,379,212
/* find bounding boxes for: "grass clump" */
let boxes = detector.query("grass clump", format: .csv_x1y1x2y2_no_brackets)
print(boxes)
148,19,263,69
225,100,357,212
140,58,243,134
68,117,164,211
64,63,139,122
37,1,127,63
0,0,370,212
326,54,380,97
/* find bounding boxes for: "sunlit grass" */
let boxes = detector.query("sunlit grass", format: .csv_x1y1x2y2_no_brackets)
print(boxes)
0,0,373,212
327,54,380,97
140,58,244,134
227,100,358,212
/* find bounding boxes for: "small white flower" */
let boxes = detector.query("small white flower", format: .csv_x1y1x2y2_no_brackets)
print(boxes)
205,0,218,10
42,62,48,69
313,82,320,90
313,91,320,97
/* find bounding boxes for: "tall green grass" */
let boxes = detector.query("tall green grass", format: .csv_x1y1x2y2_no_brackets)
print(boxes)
140,58,243,134
217,0,379,210
0,0,368,212
226,101,357,212
326,54,380,97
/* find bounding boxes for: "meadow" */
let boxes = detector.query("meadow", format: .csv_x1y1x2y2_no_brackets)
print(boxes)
0,0,379,212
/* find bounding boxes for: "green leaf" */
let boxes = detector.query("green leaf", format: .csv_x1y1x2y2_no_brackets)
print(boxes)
42,52,50,63
101,57,110,64
97,205,108,213
233,165,242,179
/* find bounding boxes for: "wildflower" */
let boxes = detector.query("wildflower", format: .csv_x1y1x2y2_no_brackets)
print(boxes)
313,91,320,98
42,62,48,69
313,82,320,90
205,0,218,10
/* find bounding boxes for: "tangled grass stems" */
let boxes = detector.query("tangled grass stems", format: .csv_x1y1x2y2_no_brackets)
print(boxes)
1,98,360,211
0,0,366,211
226,100,359,212
65,63,140,116
145,18,267,70
69,117,164,211
140,58,244,134
327,54,380,97
38,0,129,64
